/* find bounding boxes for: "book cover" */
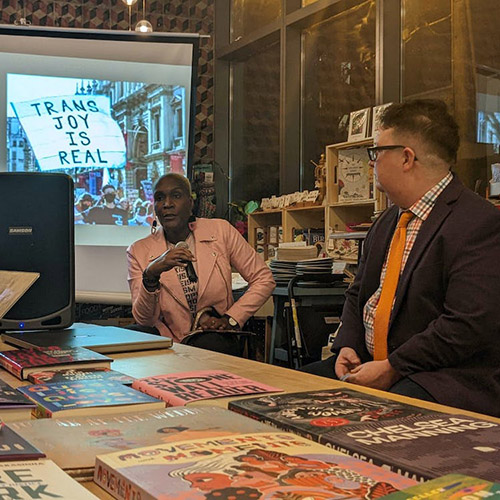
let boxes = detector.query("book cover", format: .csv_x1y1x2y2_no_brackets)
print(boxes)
228,388,437,442
0,459,99,499
17,379,164,418
320,414,500,482
0,378,36,422
0,424,45,461
338,147,372,202
10,406,275,479
27,367,135,385
383,473,500,499
0,346,112,380
131,370,282,406
94,431,416,500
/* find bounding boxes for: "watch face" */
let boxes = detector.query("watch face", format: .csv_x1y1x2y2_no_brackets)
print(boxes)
228,317,238,327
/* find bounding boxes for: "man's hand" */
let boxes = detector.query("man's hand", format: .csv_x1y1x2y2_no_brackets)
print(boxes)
346,359,401,390
335,347,362,379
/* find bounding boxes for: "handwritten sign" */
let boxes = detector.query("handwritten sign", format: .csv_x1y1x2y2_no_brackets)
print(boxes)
11,95,126,171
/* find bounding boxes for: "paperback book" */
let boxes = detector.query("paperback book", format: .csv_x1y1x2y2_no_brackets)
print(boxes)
131,369,282,406
228,388,438,441
0,346,112,380
10,406,275,481
0,424,45,461
383,473,500,499
18,379,164,419
0,378,36,422
27,367,134,385
94,431,417,500
0,459,99,499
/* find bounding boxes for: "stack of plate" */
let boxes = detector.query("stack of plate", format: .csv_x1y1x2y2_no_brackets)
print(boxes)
296,257,337,286
269,260,298,287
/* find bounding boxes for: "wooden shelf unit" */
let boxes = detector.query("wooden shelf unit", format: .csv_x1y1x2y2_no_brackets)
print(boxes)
247,138,388,258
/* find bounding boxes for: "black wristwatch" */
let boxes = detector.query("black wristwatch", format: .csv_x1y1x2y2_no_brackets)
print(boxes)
224,314,239,328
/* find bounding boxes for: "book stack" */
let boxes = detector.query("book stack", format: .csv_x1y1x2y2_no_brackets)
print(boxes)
18,379,165,419
94,431,416,499
0,346,112,380
11,406,274,482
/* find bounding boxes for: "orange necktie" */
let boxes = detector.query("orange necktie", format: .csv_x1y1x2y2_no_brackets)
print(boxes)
373,211,414,360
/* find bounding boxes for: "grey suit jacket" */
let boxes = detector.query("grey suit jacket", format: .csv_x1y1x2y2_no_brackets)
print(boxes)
333,175,500,416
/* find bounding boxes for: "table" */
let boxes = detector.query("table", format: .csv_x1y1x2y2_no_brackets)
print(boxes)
1,340,499,499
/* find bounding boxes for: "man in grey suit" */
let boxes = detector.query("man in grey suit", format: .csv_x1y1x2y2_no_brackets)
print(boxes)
303,99,500,417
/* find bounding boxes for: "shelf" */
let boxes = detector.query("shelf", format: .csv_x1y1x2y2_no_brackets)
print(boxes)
286,204,325,212
328,200,375,208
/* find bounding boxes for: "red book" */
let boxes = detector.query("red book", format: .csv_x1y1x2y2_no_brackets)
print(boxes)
0,346,112,380
132,370,282,406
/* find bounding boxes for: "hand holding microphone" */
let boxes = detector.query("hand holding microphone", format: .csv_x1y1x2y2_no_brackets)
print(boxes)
174,241,198,282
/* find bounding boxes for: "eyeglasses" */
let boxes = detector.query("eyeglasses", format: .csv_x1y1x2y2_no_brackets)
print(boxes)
367,145,418,162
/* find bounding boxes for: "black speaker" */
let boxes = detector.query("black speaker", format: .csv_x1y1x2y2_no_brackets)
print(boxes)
0,172,74,331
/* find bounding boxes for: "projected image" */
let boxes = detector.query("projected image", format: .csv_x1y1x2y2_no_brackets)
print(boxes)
7,73,187,226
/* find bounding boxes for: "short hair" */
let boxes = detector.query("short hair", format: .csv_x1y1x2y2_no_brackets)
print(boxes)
101,184,116,192
380,99,460,164
154,173,192,196
78,192,94,203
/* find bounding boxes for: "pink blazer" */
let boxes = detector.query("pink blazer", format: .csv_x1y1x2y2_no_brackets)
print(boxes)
127,218,276,342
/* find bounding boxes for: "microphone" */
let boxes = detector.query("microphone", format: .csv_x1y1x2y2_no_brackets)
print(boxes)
174,241,198,283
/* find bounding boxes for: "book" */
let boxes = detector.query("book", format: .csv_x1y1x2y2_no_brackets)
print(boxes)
10,406,275,481
337,147,372,202
17,379,164,419
131,370,281,406
0,378,36,422
321,414,500,482
383,473,500,499
0,424,45,461
0,270,39,319
0,459,99,499
94,431,417,500
228,388,438,442
0,346,112,380
27,367,135,385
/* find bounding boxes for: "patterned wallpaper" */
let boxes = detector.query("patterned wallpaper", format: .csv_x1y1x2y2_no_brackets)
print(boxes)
0,0,214,165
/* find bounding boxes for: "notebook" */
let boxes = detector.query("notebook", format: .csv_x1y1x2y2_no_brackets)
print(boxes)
1,324,173,353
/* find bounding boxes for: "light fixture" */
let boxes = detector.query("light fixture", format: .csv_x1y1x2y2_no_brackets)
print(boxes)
120,0,138,31
135,0,153,33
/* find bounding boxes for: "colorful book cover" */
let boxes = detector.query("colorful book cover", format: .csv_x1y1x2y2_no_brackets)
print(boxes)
131,370,282,406
383,473,500,499
228,388,438,441
320,414,500,482
17,379,164,418
0,459,99,499
0,424,45,461
10,406,275,477
27,367,135,385
94,432,417,500
0,346,112,380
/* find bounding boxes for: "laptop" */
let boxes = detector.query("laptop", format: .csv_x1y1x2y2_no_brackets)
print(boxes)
1,324,173,354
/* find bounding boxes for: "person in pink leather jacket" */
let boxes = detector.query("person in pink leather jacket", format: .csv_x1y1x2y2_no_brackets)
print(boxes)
126,173,275,353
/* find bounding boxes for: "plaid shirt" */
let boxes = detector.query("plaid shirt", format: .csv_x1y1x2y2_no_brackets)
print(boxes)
363,171,453,355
